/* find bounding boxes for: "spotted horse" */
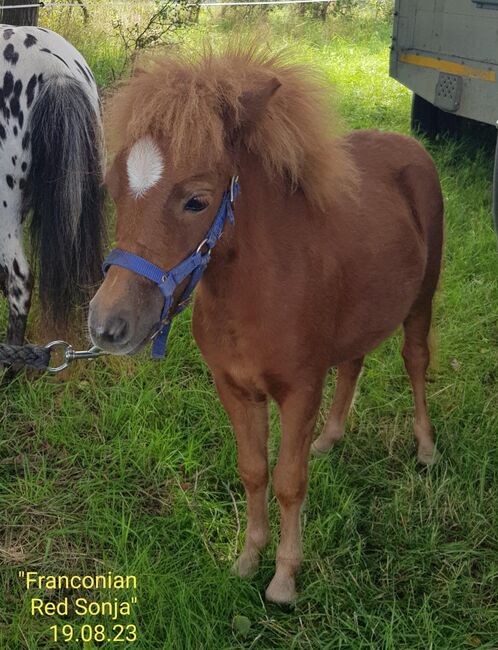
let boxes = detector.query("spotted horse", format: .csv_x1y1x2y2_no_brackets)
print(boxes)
0,25,105,348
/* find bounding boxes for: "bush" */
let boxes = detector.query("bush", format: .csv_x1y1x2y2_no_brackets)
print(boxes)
295,0,393,22
113,0,200,72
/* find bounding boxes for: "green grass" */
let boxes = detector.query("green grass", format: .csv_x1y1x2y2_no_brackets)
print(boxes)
1,7,498,650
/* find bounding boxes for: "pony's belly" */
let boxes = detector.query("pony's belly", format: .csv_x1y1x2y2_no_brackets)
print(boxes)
328,322,401,365
327,269,425,363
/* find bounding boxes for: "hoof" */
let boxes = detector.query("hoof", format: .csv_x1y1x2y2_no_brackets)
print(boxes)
231,550,259,578
417,444,440,467
311,429,344,457
310,441,329,457
265,574,297,605
310,438,334,457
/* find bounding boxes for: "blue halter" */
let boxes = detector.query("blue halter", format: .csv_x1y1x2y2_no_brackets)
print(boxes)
103,177,240,359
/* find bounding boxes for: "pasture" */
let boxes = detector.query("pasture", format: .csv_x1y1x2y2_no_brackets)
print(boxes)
1,4,497,649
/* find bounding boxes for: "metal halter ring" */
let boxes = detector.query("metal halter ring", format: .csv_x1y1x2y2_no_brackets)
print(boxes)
230,175,239,204
196,238,209,255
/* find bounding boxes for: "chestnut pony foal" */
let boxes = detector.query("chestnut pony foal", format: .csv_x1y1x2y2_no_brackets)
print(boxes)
89,49,444,604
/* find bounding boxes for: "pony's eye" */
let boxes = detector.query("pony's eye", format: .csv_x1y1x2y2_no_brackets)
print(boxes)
184,197,208,212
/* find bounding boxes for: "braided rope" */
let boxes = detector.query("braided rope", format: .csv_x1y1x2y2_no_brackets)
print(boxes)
0,343,50,370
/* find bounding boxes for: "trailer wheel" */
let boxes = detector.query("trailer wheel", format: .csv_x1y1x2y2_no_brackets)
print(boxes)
411,94,438,137
436,110,462,137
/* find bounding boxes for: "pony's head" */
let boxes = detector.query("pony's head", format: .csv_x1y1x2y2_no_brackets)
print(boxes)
88,46,355,354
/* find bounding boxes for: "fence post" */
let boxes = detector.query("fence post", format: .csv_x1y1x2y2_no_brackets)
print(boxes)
0,0,39,26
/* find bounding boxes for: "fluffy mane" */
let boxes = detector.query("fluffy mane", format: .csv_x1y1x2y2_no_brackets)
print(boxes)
105,44,358,209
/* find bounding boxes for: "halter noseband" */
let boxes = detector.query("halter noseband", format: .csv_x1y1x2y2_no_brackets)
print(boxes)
103,176,240,359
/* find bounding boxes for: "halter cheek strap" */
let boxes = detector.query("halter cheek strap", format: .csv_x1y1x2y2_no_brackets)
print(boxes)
102,177,239,359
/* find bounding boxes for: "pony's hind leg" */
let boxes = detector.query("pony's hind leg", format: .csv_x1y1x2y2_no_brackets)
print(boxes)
1,238,33,346
311,357,364,456
214,373,271,578
402,301,437,466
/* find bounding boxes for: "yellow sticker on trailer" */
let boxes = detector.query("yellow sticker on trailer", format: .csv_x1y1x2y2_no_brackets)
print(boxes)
399,53,496,82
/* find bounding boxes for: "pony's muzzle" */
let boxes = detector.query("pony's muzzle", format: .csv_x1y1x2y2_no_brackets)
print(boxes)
93,316,130,346
88,312,132,352
88,267,164,355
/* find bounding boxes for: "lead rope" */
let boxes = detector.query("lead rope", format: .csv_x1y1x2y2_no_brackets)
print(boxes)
0,341,108,373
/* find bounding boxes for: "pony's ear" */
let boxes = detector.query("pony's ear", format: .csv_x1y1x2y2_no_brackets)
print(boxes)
238,76,281,124
223,76,281,152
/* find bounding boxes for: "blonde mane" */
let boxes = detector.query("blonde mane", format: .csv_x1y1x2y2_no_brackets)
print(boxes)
105,45,358,209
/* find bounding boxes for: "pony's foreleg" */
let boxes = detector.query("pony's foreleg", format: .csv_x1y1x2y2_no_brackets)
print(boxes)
311,357,364,456
266,380,324,604
214,373,270,577
2,241,33,346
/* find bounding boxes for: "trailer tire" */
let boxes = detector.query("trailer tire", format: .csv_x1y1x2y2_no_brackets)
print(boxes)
411,94,438,137
437,110,462,137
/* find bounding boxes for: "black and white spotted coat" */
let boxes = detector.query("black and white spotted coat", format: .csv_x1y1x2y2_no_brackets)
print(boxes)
0,25,102,347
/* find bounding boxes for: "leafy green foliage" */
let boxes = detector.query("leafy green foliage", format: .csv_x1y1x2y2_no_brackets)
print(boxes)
113,0,200,73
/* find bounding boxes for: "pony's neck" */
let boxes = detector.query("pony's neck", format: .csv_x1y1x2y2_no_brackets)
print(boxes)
205,150,326,284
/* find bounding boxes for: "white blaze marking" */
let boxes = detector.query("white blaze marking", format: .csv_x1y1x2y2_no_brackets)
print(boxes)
126,137,164,199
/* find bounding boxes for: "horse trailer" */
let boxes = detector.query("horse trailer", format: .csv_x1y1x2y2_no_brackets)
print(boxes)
390,0,498,236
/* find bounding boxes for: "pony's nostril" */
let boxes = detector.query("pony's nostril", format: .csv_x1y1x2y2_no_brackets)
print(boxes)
101,317,129,345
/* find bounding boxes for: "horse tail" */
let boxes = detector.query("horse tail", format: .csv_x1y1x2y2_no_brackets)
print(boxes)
27,74,105,326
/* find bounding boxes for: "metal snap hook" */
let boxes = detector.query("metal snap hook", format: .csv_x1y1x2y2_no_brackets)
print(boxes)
44,340,72,373
44,340,108,373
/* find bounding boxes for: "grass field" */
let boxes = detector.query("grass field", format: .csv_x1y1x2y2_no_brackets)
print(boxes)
1,6,498,650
